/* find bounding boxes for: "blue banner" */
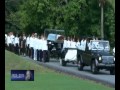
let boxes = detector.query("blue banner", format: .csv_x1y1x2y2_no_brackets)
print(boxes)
11,70,34,81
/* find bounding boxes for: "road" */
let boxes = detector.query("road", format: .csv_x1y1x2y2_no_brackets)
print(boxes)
23,57,115,88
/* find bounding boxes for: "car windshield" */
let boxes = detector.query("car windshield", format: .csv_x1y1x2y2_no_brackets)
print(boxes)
90,40,110,51
47,34,64,41
44,29,65,37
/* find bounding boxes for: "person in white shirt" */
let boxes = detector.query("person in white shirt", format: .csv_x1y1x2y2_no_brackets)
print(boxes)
62,37,67,50
36,35,43,61
113,47,115,55
19,35,22,55
79,38,83,50
42,36,49,62
86,39,91,50
10,32,15,52
5,34,7,48
60,36,67,62
40,35,44,61
66,37,71,48
5,34,7,42
26,34,30,56
7,33,12,51
33,33,38,60
80,38,86,51
14,34,19,55
76,38,81,48
62,36,71,55
22,33,26,56
36,35,40,61
29,34,34,59
70,38,77,48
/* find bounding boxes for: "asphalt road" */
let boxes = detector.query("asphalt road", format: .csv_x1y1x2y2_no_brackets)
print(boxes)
23,57,115,88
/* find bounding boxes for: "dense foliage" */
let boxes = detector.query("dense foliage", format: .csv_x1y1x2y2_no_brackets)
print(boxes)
5,0,115,47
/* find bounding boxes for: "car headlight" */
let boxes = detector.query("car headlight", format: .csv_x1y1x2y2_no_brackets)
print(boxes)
114,57,115,61
99,57,102,60
49,42,51,44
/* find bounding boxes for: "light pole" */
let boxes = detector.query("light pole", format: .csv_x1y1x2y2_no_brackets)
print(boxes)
99,0,105,40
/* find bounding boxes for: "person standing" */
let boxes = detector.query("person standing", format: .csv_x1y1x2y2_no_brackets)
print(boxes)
40,35,44,61
19,35,24,55
7,32,12,51
62,36,67,51
5,34,7,48
113,47,115,56
70,37,77,48
87,38,91,50
60,36,68,60
14,34,19,55
42,36,49,62
80,38,86,51
37,35,43,61
33,33,38,60
26,34,30,56
66,36,71,48
29,33,34,59
10,32,15,52
76,38,81,48
22,33,26,56
36,35,40,61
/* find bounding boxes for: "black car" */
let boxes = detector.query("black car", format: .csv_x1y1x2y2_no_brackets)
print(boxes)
77,40,115,75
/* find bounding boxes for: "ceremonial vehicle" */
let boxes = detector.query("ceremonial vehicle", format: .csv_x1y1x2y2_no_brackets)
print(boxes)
44,29,65,59
60,48,78,66
77,40,115,75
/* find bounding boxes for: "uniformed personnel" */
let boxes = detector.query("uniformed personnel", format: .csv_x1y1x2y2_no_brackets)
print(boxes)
42,36,49,62
14,34,19,55
26,34,30,56
29,33,34,59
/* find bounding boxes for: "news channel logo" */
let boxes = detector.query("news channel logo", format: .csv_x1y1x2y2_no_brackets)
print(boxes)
11,70,34,81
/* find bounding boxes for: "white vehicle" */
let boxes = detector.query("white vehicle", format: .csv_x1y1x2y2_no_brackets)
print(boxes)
60,47,78,66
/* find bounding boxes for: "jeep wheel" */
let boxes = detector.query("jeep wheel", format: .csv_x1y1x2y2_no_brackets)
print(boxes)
91,61,98,74
61,59,66,66
110,69,115,75
78,60,83,71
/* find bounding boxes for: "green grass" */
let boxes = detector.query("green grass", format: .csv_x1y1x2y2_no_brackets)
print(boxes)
5,50,114,90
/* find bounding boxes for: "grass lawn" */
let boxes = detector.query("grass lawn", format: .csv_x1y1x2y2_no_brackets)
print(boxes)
5,50,114,90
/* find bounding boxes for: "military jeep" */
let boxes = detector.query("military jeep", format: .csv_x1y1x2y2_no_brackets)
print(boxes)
44,29,65,59
77,40,115,75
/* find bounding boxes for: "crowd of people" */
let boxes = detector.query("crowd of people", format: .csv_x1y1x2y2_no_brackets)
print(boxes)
62,36,100,51
5,32,49,62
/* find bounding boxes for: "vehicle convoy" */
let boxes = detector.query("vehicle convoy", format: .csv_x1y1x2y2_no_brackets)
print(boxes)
60,39,115,75
44,30,115,75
